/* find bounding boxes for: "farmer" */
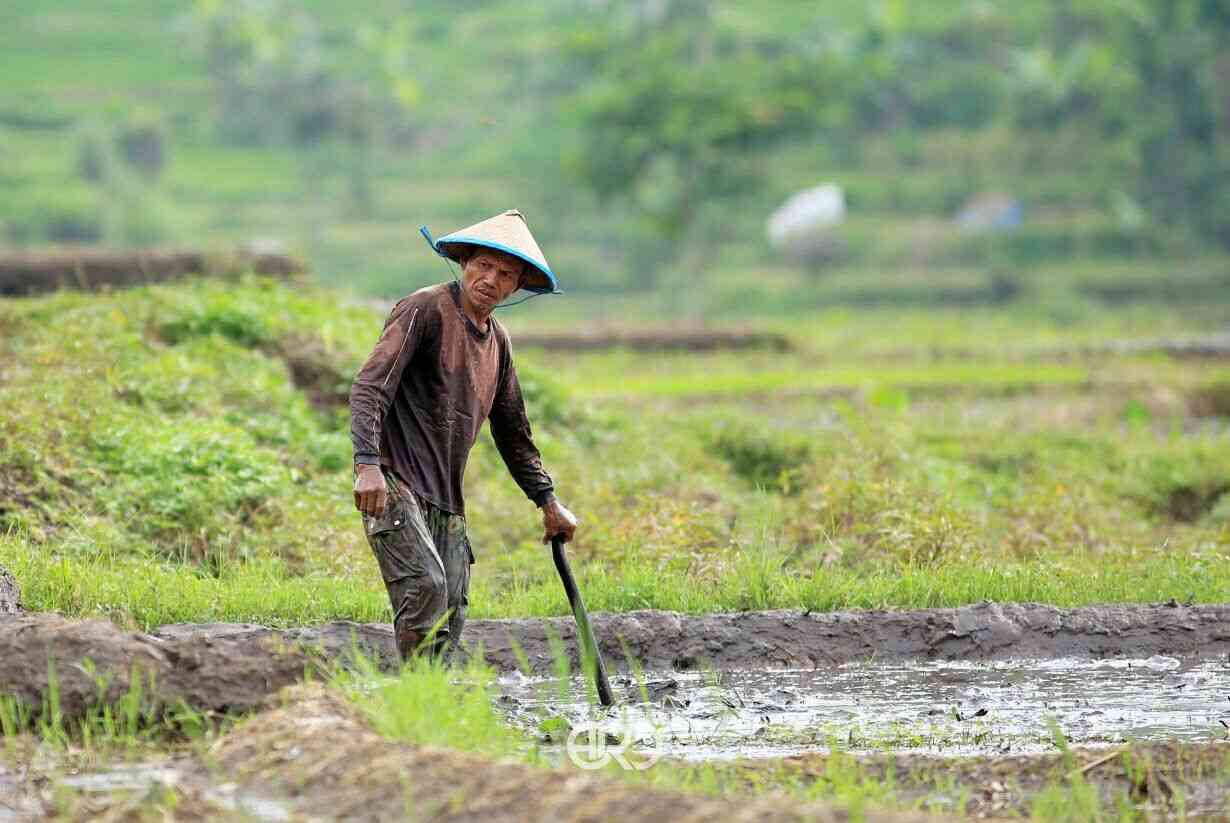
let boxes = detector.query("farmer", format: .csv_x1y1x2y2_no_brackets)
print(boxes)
349,209,578,662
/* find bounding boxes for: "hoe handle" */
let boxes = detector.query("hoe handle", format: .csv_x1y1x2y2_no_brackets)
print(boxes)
551,535,615,707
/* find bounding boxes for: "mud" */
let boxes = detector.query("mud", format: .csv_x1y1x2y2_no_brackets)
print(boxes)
0,614,324,722
2,603,1228,724
762,742,1230,820
152,602,1230,677
0,747,297,822
0,248,304,297
512,328,793,352
3,688,1223,823
207,683,936,822
0,685,945,821
501,656,1230,760
458,602,1230,675
0,566,18,615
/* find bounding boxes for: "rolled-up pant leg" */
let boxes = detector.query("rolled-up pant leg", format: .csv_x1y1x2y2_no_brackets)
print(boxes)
362,471,472,662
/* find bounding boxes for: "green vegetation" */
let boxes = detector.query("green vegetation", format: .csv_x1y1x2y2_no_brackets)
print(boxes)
1,278,1227,629
0,668,214,751
336,655,524,759
3,1,1229,308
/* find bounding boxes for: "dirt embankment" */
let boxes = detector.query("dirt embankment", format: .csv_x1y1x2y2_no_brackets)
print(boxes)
767,742,1230,820
0,613,322,720
209,683,939,822
2,602,1227,725
1,683,945,821
461,601,1230,673
514,328,793,352
0,248,305,296
155,601,1230,680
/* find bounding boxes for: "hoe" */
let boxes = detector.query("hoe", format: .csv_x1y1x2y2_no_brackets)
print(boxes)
551,535,615,706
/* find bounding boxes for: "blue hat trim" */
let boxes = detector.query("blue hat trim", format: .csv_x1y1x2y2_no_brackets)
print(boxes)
419,225,561,295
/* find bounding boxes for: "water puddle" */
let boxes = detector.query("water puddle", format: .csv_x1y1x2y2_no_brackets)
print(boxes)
0,760,293,822
499,657,1230,760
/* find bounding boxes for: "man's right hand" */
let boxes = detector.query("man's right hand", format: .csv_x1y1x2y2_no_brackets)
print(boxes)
353,464,389,516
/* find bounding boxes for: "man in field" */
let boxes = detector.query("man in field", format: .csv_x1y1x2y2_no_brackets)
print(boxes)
349,209,578,662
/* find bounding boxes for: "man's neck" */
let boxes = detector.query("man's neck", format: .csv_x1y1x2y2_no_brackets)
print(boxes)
458,286,491,332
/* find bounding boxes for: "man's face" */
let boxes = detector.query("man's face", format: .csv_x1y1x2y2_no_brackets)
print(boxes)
460,248,524,315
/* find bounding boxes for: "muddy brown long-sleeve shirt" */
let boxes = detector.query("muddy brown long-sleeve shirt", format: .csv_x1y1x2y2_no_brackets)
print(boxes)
349,281,555,516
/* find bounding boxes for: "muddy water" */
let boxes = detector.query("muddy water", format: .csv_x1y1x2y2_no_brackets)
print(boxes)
0,760,294,822
500,656,1230,761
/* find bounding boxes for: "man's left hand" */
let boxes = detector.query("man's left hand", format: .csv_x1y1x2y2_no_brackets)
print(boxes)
541,499,578,544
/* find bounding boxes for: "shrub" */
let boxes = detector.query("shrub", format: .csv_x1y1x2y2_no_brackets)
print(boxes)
707,424,812,494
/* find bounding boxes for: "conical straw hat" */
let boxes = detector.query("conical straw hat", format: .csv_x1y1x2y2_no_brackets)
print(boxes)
420,209,560,295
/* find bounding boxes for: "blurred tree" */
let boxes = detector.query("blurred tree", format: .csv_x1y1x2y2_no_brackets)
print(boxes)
1017,0,1230,247
564,1,838,285
853,2,1014,133
185,0,419,216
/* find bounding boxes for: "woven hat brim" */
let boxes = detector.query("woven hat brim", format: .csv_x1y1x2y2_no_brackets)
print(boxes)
436,238,559,295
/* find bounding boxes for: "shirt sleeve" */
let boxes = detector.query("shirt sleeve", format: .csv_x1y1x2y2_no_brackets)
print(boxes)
349,298,423,466
488,342,556,507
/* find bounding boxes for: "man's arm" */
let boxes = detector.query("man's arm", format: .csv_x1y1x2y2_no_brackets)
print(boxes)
349,299,421,516
488,356,578,543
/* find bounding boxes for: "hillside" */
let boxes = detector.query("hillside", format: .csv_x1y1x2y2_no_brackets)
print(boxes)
2,1,1228,315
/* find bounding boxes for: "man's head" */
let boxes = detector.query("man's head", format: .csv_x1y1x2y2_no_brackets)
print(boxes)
457,245,526,318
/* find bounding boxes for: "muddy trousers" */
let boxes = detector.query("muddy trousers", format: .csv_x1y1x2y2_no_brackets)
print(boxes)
361,470,473,662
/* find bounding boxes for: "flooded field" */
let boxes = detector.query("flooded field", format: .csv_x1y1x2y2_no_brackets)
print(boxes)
3,608,1229,820
503,656,1230,761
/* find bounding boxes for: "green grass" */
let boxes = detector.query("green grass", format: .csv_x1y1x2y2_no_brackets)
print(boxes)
1,278,1228,632
334,654,525,759
572,361,1095,398
5,533,1226,629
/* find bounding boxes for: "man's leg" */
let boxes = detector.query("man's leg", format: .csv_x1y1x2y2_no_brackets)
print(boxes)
417,495,473,661
441,517,473,658
363,472,449,662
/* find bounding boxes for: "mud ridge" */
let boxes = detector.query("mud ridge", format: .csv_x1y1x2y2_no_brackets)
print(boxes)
0,613,323,721
513,328,793,352
465,601,1230,673
153,601,1230,678
0,683,942,821
0,247,304,296
3,602,1228,723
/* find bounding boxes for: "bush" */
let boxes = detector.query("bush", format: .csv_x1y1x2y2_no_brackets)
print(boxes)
2,188,102,244
707,424,812,494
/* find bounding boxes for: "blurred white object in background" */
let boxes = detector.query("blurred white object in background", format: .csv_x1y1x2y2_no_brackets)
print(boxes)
766,183,846,264
955,193,1023,232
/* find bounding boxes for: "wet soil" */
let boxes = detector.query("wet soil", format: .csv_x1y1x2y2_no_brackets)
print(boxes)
0,684,942,822
0,614,324,722
2,602,1228,724
148,602,1230,685
0,248,304,296
500,657,1230,760
513,328,793,352
0,566,18,615
752,742,1230,820
455,602,1230,675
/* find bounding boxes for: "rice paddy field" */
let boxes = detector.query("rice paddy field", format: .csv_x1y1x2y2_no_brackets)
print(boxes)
1,276,1228,820
3,0,1230,818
